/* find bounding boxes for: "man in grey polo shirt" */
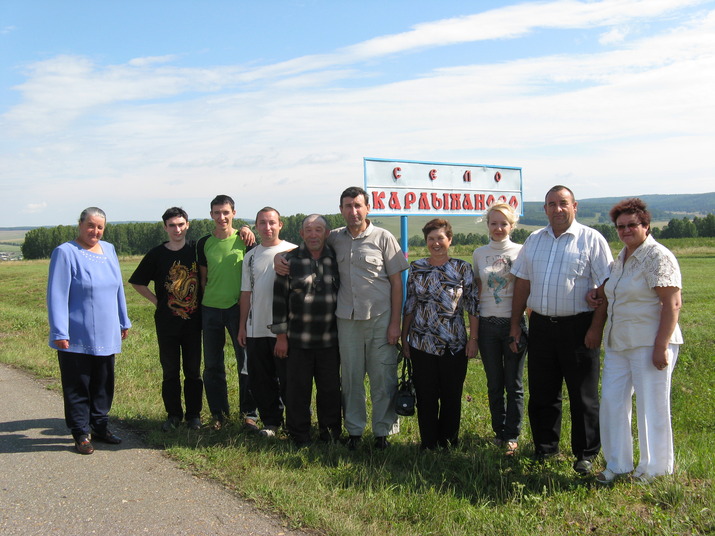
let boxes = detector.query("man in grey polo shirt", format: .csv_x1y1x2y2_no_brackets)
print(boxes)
332,186,409,450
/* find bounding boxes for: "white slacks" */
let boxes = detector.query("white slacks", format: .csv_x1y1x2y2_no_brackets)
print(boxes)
600,344,679,477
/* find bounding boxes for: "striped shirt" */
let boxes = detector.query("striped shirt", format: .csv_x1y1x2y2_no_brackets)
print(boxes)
511,221,613,317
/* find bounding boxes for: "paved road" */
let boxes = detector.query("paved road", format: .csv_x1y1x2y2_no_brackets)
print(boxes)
0,364,308,536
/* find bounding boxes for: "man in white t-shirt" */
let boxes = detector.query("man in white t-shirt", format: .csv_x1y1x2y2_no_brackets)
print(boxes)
238,207,297,437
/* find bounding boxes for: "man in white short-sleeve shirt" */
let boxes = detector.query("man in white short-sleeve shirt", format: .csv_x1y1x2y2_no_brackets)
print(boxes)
509,185,612,475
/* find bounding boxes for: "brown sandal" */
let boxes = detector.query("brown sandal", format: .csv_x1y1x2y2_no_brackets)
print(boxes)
505,441,518,456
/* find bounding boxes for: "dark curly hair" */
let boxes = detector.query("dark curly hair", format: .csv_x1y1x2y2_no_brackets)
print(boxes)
422,218,453,240
609,198,651,235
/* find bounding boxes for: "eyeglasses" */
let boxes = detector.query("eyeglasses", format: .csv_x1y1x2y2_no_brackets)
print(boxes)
615,222,642,231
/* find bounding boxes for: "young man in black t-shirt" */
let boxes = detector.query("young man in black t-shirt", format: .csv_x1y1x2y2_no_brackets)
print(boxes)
129,207,203,431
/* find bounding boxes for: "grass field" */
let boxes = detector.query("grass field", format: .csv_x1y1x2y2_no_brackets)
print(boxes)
0,230,25,255
0,246,713,535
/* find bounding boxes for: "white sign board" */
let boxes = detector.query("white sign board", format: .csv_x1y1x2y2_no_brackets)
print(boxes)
364,157,523,216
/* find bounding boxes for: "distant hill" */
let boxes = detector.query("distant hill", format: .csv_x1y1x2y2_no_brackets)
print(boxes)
367,192,715,239
519,192,715,226
2,192,713,244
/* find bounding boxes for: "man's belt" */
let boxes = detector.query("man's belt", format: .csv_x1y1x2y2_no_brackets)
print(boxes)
531,311,593,324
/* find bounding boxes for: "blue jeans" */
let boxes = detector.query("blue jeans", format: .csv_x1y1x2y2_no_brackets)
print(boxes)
478,318,527,442
202,304,257,421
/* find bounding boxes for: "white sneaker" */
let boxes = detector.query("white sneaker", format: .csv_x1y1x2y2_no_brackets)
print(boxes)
259,426,278,438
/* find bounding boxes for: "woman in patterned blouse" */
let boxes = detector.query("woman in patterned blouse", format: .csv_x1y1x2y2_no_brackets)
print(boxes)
594,198,683,484
401,218,479,450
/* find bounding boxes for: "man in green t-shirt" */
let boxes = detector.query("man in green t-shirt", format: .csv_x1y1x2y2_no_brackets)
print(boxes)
197,194,257,431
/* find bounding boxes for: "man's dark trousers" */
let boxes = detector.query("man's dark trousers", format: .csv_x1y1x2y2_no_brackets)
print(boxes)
527,311,600,460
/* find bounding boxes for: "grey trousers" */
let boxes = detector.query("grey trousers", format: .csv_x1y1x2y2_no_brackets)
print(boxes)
337,312,399,437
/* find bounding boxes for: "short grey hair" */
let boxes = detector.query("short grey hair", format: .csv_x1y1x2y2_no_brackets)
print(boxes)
79,207,107,223
301,214,330,230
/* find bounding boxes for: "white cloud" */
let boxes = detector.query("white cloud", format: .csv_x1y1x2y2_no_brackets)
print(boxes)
24,202,47,214
1,0,714,226
343,0,705,58
127,55,178,67
599,26,631,44
6,0,707,137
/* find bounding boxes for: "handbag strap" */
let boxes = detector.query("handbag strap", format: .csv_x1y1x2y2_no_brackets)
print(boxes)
396,343,413,383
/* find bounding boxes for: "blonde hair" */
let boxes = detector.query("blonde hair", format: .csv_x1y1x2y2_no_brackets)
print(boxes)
486,203,518,227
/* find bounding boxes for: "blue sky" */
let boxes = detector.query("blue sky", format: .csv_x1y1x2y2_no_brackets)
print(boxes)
1,0,714,226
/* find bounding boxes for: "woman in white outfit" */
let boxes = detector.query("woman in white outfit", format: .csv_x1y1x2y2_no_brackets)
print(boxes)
595,198,683,484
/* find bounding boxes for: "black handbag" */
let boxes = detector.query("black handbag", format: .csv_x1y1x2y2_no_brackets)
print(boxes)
395,345,416,417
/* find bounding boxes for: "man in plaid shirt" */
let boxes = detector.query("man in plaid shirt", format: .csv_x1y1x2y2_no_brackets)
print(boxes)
271,214,342,446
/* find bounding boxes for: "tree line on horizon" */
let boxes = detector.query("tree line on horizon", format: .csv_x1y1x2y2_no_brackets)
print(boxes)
20,213,715,260
589,214,715,243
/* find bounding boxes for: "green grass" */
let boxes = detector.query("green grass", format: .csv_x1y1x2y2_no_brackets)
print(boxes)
1,250,713,535
0,230,26,255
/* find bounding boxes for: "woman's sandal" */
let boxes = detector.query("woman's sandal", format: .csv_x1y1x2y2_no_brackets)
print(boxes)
596,468,619,485
505,441,518,456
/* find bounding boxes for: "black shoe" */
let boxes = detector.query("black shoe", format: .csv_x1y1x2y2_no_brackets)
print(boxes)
162,416,181,432
573,459,593,476
346,435,361,451
92,429,122,444
75,434,94,455
292,437,312,449
534,450,560,463
318,429,340,443
374,436,389,450
186,417,202,430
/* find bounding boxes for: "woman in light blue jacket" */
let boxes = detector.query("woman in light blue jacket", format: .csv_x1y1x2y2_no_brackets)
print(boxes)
47,207,131,454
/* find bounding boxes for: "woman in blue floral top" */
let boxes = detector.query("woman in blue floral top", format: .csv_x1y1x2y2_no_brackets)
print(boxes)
401,218,479,450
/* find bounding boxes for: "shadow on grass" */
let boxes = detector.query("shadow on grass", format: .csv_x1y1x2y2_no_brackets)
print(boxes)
144,419,593,507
